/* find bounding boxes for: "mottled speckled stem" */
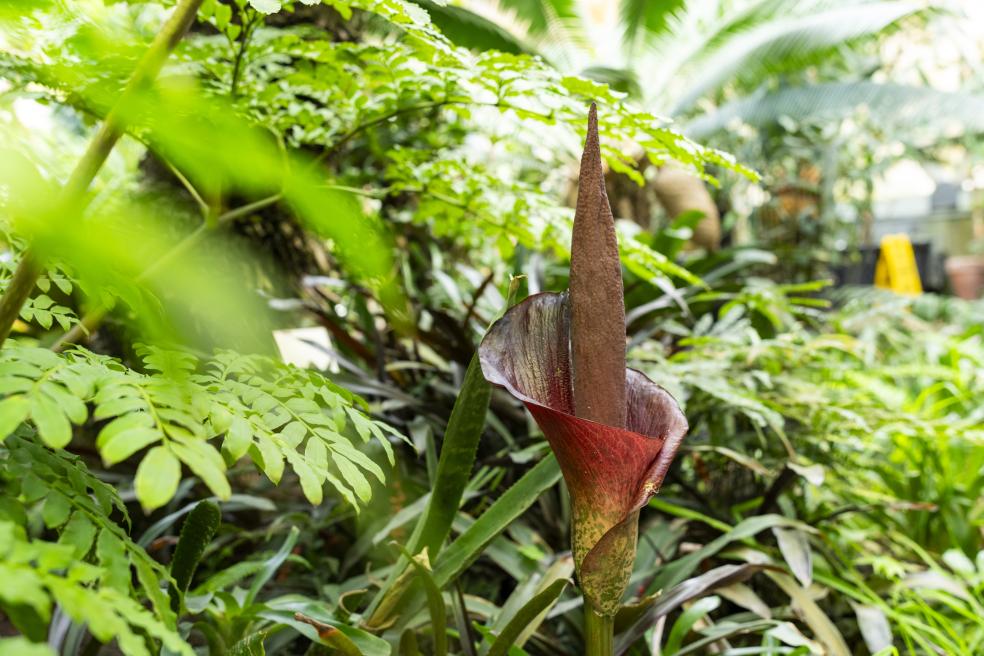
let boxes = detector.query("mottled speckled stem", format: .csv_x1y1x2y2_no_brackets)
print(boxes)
569,103,626,429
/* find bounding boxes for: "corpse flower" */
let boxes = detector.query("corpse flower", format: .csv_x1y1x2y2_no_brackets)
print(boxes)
478,106,688,622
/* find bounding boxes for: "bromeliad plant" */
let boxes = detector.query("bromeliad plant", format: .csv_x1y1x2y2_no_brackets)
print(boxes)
478,105,688,654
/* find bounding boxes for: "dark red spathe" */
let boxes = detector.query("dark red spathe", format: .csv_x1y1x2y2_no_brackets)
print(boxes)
479,291,688,614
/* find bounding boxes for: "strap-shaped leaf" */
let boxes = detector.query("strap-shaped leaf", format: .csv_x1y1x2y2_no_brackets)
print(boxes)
394,544,447,656
487,579,568,656
434,454,561,587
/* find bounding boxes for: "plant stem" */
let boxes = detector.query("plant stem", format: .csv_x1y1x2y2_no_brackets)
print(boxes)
0,253,41,344
0,0,203,348
229,10,257,97
584,607,614,656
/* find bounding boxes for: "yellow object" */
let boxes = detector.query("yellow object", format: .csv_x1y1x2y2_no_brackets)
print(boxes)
874,234,922,295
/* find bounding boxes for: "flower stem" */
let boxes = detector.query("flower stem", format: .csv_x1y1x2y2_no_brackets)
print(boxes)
584,606,614,656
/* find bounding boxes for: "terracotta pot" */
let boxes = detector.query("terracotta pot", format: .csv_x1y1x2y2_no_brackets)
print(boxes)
945,255,984,299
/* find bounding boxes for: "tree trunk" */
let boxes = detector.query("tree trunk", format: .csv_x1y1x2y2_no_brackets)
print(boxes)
652,166,721,251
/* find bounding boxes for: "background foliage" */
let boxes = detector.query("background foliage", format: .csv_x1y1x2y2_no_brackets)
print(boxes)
0,1,981,655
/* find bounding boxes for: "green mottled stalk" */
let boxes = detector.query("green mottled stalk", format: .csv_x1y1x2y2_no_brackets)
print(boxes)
584,607,614,656
169,501,221,612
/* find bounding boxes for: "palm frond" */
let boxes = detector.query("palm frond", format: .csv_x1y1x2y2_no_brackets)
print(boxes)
412,1,532,54
685,81,984,144
619,0,686,53
484,0,579,36
669,0,929,115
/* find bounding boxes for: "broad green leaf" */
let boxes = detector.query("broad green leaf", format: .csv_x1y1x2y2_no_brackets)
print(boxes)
768,572,850,656
223,415,252,460
227,631,267,656
0,396,30,440
39,382,86,424
0,565,50,619
248,0,281,13
647,513,811,593
250,435,284,484
334,455,372,504
616,564,771,650
30,393,72,448
58,512,97,558
292,455,324,505
664,595,721,655
97,412,154,448
171,440,231,500
135,446,181,513
101,427,162,466
41,490,71,528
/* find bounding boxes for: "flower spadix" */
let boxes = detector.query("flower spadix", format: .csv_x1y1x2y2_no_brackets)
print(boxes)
478,105,688,616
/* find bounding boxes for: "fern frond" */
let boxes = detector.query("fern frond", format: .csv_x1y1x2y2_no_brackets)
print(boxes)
0,344,402,512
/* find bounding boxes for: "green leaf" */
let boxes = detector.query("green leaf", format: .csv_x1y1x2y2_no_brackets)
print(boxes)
664,595,721,654
248,0,281,13
228,631,267,656
0,395,30,440
334,455,372,504
410,353,491,558
394,544,447,656
96,529,130,591
687,82,984,143
292,455,324,505
223,415,252,460
0,637,56,656
413,0,530,55
39,382,86,424
646,513,809,593
773,527,813,587
251,435,284,484
0,564,50,620
768,572,850,656
620,0,685,46
670,1,927,114
58,512,97,558
135,446,181,513
41,490,71,528
433,455,561,587
487,579,567,656
97,412,154,448
30,393,71,448
245,527,299,608
616,564,771,650
101,426,161,466
171,440,231,500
